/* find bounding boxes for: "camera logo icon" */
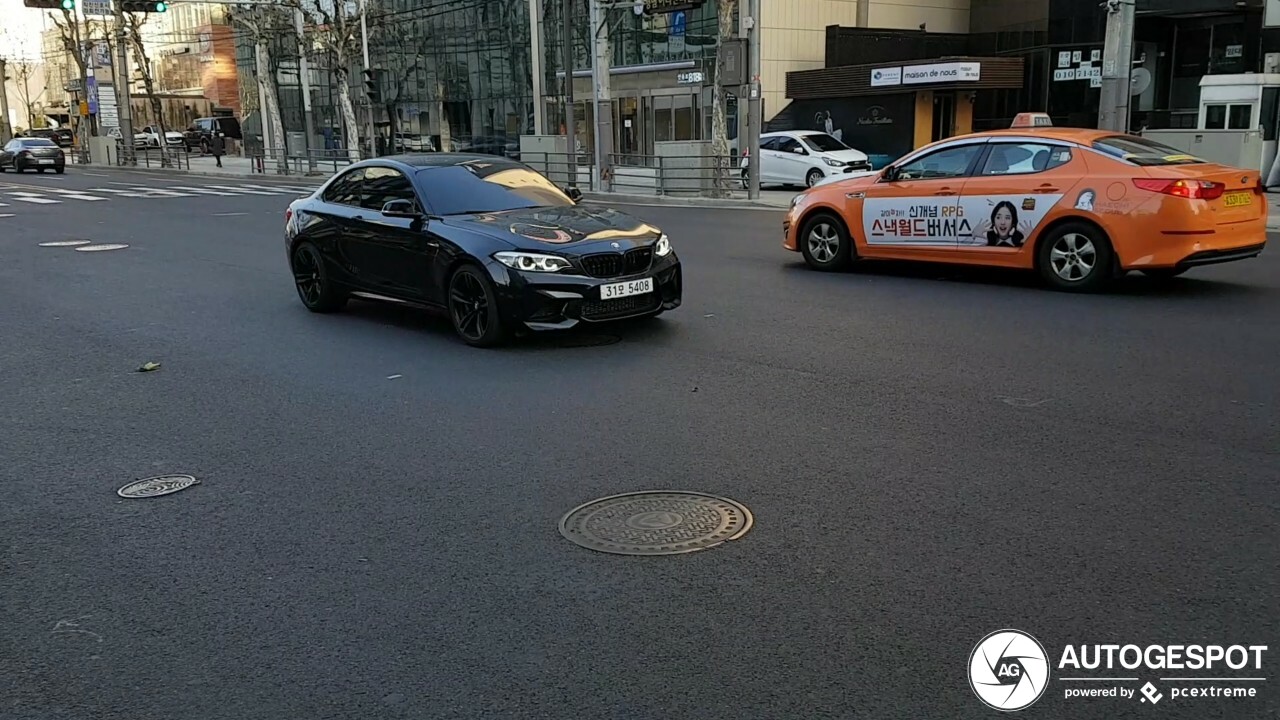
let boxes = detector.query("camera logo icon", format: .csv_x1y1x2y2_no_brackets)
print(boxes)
969,629,1051,711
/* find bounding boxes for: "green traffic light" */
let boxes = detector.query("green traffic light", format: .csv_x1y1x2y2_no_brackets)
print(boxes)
60,0,74,9
154,1,166,10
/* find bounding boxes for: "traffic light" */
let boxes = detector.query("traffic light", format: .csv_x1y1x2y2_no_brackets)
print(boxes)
23,0,76,9
118,0,167,11
363,69,380,103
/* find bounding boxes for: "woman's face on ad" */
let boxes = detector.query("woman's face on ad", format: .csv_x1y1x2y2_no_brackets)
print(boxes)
994,207,1013,235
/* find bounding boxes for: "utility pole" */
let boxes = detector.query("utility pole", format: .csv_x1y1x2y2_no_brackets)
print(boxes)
1098,0,1135,132
746,0,760,199
589,0,612,191
560,0,576,187
0,58,13,143
528,0,545,135
294,6,316,172
359,0,374,157
113,4,136,165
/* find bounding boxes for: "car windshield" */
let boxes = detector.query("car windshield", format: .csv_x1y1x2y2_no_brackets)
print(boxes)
800,133,849,152
21,139,57,147
419,162,573,215
1092,135,1206,166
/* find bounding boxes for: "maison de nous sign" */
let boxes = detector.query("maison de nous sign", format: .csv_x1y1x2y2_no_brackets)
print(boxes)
870,62,981,87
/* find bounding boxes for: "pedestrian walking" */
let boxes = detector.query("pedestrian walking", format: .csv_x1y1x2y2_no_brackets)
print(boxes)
210,131,225,168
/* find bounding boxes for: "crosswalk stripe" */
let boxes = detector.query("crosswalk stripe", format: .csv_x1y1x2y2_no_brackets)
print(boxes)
239,184,314,194
86,188,135,194
166,186,240,196
7,195,60,204
207,185,280,195
125,187,196,197
0,213,13,218
46,188,107,200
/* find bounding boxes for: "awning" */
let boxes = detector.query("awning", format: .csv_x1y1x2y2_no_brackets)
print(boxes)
787,56,1025,100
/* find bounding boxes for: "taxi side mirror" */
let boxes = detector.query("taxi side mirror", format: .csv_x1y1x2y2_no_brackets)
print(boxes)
883,165,901,182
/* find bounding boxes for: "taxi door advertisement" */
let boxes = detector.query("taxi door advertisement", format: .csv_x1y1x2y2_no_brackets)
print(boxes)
956,193,1064,248
863,193,1063,249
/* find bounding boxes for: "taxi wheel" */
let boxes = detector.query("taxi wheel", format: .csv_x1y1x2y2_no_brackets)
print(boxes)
1037,223,1114,292
800,213,853,271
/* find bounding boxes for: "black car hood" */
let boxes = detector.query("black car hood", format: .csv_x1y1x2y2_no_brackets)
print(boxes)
439,205,661,253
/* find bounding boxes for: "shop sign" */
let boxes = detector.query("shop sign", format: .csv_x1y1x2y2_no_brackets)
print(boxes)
870,67,902,87
901,62,980,85
677,71,704,85
1226,45,1243,58
642,0,703,14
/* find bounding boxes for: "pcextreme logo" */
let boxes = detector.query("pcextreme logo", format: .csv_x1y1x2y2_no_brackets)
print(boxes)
968,630,1269,711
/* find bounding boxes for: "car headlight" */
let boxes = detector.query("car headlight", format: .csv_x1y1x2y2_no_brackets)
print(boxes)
822,157,844,167
493,251,572,272
654,233,672,257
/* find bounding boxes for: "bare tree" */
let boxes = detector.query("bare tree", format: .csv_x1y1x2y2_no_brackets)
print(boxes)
230,3,289,167
299,0,361,161
8,61,45,127
47,9,111,136
122,12,175,166
709,0,736,196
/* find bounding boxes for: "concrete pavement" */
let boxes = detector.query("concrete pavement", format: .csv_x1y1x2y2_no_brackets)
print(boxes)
1,166,1277,720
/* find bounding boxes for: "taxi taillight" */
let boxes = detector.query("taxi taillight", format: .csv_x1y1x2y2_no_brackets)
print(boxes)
1133,178,1225,200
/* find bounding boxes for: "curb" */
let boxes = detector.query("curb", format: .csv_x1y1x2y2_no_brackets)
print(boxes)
580,191,790,211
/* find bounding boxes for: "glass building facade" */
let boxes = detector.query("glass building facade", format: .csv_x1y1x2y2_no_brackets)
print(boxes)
969,0,1268,131
234,0,726,159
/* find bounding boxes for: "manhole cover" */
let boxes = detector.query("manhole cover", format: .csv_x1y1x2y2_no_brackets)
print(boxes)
559,491,753,555
117,474,200,499
39,240,93,247
76,244,129,252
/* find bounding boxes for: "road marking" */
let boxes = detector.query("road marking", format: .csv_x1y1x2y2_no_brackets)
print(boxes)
239,184,311,194
5,193,60,204
167,186,241,196
207,185,280,195
213,212,248,216
81,171,109,177
44,188,106,201
0,213,13,218
75,243,129,252
124,187,196,197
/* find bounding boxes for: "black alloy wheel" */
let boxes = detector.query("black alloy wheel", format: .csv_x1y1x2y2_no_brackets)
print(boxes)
291,242,346,312
448,265,507,347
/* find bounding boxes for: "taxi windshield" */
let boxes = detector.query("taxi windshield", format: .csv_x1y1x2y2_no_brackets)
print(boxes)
1092,136,1206,166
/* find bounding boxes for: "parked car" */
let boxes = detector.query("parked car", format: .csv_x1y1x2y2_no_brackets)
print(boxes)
138,124,188,150
455,136,520,160
184,116,242,151
741,130,872,189
0,137,67,173
29,127,74,148
392,132,435,152
284,154,682,347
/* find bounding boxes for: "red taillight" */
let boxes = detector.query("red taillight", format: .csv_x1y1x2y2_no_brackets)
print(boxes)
1133,178,1225,200
284,208,293,224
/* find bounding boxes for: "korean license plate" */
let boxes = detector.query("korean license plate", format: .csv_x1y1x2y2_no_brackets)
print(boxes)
1223,191,1252,208
600,277,653,300
38,159,54,165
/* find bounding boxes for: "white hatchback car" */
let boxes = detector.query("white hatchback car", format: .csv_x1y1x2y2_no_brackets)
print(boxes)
740,130,872,189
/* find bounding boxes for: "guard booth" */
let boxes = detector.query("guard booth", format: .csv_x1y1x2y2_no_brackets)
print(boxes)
1141,73,1280,182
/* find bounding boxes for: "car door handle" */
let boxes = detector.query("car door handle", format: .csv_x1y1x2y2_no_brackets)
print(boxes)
1033,185,1060,194
934,190,958,196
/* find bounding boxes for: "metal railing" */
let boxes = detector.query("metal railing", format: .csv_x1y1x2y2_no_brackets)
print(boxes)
522,151,741,198
247,147,360,176
103,143,192,170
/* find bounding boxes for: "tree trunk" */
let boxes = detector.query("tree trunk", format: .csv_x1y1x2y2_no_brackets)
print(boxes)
128,26,172,167
710,0,737,197
335,67,360,163
255,38,286,169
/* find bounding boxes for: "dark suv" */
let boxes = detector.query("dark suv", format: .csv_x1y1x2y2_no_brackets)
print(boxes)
184,116,242,151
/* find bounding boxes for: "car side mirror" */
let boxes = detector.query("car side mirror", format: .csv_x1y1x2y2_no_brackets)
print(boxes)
382,199,420,218
883,165,901,182
792,147,807,155
564,186,583,203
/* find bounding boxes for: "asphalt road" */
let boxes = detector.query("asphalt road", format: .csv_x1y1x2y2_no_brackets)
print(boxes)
2,166,1277,720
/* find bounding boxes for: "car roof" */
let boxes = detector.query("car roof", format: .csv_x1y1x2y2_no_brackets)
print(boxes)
764,130,828,138
363,153,522,169
947,127,1121,144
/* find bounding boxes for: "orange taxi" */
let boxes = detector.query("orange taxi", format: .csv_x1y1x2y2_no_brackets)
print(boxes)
782,126,1268,290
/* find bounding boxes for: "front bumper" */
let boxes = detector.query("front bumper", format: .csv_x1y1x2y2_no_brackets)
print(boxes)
488,253,682,331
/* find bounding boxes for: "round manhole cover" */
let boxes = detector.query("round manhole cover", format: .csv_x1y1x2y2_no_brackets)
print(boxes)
117,474,200,499
76,244,129,252
39,240,92,247
559,491,753,555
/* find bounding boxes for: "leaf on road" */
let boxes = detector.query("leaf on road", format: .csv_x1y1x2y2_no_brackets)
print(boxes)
137,362,161,373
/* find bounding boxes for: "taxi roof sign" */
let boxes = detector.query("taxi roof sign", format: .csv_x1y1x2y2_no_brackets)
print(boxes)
1012,112,1053,129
